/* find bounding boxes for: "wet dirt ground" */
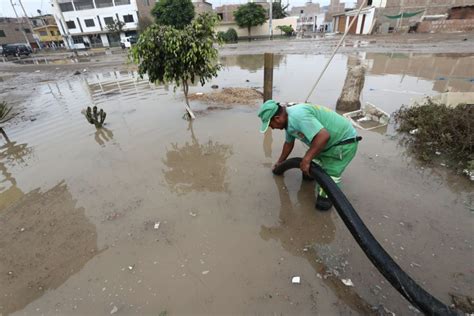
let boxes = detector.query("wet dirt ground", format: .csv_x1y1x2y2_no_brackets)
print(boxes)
0,36,473,315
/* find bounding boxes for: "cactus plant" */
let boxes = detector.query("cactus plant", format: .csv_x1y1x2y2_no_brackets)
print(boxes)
85,106,106,128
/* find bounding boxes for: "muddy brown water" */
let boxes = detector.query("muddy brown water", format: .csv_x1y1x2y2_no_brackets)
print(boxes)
0,52,473,315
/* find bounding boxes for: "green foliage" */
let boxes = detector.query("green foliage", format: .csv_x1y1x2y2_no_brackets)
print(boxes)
393,101,473,171
218,28,238,43
234,2,267,38
272,1,289,19
105,19,125,36
131,13,221,114
152,0,195,29
85,106,107,128
277,25,294,36
0,101,13,124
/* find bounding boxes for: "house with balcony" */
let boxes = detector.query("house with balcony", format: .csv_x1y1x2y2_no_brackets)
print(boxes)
50,0,139,48
30,15,64,48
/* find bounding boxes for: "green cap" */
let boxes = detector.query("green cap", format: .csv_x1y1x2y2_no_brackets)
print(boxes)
258,100,278,133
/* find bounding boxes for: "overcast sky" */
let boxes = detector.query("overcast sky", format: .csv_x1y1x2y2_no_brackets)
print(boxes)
1,0,355,18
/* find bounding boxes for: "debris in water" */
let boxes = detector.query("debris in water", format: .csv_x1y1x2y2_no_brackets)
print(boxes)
202,270,209,275
211,85,219,89
371,304,395,316
449,293,474,313
195,92,203,96
189,212,197,217
291,276,301,284
410,262,421,268
20,227,25,232
35,70,40,73
409,128,419,135
74,70,81,75
110,305,118,314
128,265,134,271
435,151,441,155
341,278,354,287
154,222,160,229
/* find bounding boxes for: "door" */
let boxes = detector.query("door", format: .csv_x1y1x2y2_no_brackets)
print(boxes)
338,16,347,33
349,16,358,34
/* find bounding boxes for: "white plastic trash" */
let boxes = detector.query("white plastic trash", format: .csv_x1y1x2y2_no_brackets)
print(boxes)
291,276,301,284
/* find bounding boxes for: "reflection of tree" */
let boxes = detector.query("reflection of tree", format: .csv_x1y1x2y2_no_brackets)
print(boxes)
0,181,98,315
162,123,233,195
94,127,114,147
221,54,286,72
260,176,372,314
0,128,33,205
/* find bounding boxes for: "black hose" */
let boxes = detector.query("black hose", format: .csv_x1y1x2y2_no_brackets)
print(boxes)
273,158,460,316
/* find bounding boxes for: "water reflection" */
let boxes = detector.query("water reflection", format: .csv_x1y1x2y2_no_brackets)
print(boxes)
263,129,273,158
364,53,474,93
0,181,98,315
260,176,372,314
0,128,33,209
162,123,233,195
94,127,114,147
85,71,166,105
221,54,287,72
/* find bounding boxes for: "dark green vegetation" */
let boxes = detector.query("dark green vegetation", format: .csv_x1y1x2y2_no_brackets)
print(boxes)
85,106,107,128
152,0,195,29
234,2,267,39
393,102,473,173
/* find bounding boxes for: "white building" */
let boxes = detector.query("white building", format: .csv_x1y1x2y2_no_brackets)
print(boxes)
50,0,140,48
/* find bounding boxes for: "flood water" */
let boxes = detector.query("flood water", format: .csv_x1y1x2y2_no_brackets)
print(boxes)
0,53,473,315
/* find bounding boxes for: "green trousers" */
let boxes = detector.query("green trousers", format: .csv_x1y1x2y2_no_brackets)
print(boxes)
312,142,358,198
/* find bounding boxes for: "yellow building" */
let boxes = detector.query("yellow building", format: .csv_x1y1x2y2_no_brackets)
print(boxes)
30,15,64,48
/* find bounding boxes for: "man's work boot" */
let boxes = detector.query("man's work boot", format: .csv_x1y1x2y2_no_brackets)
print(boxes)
315,195,333,211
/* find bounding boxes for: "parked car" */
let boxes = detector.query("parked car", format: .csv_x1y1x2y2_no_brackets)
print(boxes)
120,36,137,49
2,43,32,57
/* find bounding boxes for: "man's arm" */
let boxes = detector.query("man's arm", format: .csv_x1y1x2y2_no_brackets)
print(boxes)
300,128,330,174
273,141,295,170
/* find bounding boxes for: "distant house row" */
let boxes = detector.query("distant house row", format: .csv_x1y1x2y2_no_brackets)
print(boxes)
1,0,473,50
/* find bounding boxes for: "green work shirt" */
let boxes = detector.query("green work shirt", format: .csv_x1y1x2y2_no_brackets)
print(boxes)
285,103,357,149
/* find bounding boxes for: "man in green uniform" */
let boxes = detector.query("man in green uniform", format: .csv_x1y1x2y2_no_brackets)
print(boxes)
258,100,360,211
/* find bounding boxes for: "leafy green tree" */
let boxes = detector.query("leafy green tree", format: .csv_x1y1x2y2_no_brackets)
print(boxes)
131,13,221,119
152,0,195,29
234,3,267,40
272,1,289,19
277,25,294,36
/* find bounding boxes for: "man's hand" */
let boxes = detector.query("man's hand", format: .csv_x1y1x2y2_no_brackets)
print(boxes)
300,157,311,175
272,161,281,171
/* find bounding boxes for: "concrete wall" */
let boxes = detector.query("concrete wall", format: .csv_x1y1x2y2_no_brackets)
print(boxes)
0,18,36,46
216,16,298,38
417,19,474,32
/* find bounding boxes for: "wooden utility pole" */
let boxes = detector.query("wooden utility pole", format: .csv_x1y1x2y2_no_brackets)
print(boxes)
263,53,273,101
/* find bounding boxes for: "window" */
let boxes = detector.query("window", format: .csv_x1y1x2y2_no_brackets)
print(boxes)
72,35,84,43
66,20,76,29
73,0,94,10
0,30,5,37
39,30,48,36
217,13,223,20
300,10,304,14
142,0,150,5
84,19,95,27
95,0,113,8
123,14,134,23
24,28,31,33
104,17,114,25
59,2,74,12
115,0,130,5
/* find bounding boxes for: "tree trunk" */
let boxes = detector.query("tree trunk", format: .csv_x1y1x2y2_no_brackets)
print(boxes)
182,80,196,120
248,26,251,41
336,65,366,112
